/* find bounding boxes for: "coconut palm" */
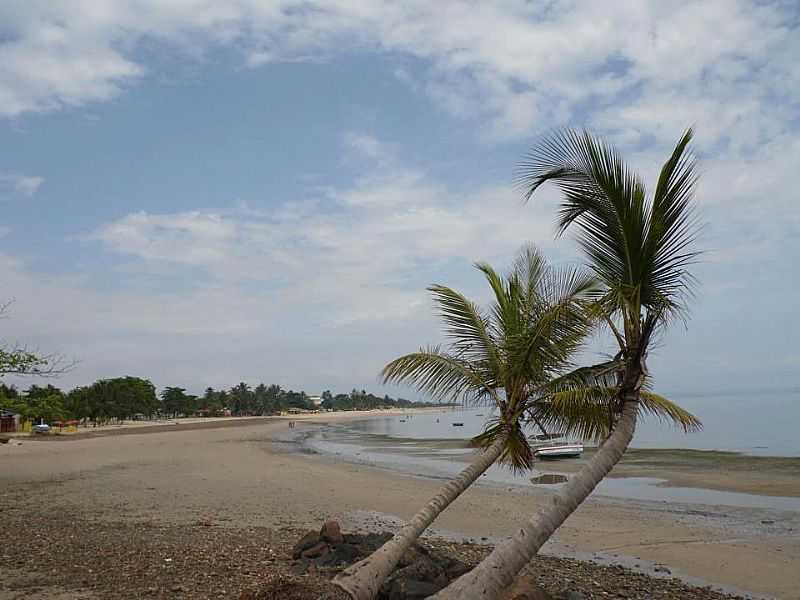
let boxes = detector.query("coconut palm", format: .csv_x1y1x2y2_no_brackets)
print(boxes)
332,245,601,600
429,128,703,600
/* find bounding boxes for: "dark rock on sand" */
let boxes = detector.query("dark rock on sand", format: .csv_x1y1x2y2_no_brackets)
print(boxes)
301,541,330,559
292,522,470,600
388,579,443,600
292,531,321,559
321,520,345,544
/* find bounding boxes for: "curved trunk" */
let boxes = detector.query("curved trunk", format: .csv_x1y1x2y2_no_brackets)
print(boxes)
430,398,639,600
332,434,508,600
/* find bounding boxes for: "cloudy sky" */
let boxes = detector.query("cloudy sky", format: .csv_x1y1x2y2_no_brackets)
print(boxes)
1,1,798,398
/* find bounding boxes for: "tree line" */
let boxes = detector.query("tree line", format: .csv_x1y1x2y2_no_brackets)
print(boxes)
0,380,440,425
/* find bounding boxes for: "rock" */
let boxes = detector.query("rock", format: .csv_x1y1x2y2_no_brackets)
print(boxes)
395,555,443,583
318,543,362,566
301,541,330,559
388,578,443,600
399,545,427,568
321,520,344,544
502,573,553,600
653,565,671,575
565,592,586,600
292,531,321,559
359,532,394,552
429,552,469,580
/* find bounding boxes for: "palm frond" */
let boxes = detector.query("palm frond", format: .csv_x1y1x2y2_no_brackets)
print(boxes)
642,128,702,316
381,347,497,404
471,419,534,474
428,284,500,367
542,359,623,393
640,391,702,432
516,128,701,326
529,385,702,441
529,387,615,441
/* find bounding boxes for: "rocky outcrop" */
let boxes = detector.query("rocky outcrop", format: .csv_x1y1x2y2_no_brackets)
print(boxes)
290,522,476,600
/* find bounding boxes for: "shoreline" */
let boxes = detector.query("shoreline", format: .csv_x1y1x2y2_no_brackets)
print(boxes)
303,418,800,500
3,415,798,599
5,408,441,441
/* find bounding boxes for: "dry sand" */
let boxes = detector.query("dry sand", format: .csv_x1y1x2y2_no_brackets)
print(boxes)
2,415,798,599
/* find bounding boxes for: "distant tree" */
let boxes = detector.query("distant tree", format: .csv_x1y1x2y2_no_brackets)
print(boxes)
75,377,157,424
65,386,91,422
161,387,191,418
201,387,224,416
265,384,283,413
229,382,253,415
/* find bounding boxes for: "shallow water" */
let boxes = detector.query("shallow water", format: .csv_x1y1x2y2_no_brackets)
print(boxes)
304,401,800,512
347,386,800,457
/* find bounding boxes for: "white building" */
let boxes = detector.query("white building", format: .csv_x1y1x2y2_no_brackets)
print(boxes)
308,395,323,407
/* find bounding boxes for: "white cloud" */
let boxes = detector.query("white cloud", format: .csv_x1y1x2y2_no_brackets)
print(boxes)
0,172,44,196
0,1,796,145
0,2,797,394
87,136,559,319
0,139,559,392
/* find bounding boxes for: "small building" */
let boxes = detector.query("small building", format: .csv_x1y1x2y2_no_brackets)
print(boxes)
308,395,323,407
1,409,20,433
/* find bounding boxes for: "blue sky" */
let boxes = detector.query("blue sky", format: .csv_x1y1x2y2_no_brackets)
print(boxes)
0,1,798,398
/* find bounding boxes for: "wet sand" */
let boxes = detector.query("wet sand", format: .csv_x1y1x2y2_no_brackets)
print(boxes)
2,416,798,599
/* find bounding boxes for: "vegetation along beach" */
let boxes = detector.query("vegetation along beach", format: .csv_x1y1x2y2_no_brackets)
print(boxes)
2,2,798,600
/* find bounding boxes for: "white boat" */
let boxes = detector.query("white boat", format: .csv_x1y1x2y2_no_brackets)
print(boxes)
531,433,583,459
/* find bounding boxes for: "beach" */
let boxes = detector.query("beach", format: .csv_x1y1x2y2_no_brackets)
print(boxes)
2,414,798,599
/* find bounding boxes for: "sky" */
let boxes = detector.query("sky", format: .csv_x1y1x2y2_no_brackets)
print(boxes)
0,1,798,399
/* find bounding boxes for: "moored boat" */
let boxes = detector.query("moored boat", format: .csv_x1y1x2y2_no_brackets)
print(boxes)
530,433,583,459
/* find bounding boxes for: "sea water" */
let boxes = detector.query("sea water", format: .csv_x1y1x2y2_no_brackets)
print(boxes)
303,388,800,510
346,387,800,457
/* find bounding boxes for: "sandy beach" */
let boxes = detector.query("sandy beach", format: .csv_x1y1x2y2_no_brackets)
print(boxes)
2,414,798,599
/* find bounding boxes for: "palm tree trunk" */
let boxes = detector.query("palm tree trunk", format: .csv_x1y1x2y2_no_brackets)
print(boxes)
429,398,639,600
332,434,508,600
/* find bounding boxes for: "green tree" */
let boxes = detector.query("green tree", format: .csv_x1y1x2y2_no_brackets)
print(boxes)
334,246,603,600
431,129,703,599
229,382,253,415
200,387,224,416
65,386,91,422
161,387,190,418
78,377,157,424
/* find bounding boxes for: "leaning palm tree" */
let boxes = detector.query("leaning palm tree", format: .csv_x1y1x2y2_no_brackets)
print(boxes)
332,245,599,600
429,128,703,599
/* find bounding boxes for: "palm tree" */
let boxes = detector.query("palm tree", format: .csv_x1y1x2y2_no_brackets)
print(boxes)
429,129,703,599
332,245,600,600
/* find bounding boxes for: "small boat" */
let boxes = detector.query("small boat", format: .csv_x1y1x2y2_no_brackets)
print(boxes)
530,433,583,459
399,419,407,423
452,422,464,427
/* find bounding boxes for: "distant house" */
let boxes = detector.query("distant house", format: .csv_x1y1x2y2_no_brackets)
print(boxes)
308,395,323,407
1,408,20,433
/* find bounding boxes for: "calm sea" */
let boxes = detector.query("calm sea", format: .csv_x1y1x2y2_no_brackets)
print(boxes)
348,388,800,457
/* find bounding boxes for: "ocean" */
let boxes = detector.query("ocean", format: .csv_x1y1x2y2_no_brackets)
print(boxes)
346,387,800,457
300,388,800,511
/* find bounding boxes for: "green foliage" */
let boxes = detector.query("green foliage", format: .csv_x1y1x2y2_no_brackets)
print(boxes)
530,386,701,441
319,388,434,412
0,347,52,376
382,245,598,472
517,128,700,342
160,387,197,417
65,377,158,424
517,128,703,432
